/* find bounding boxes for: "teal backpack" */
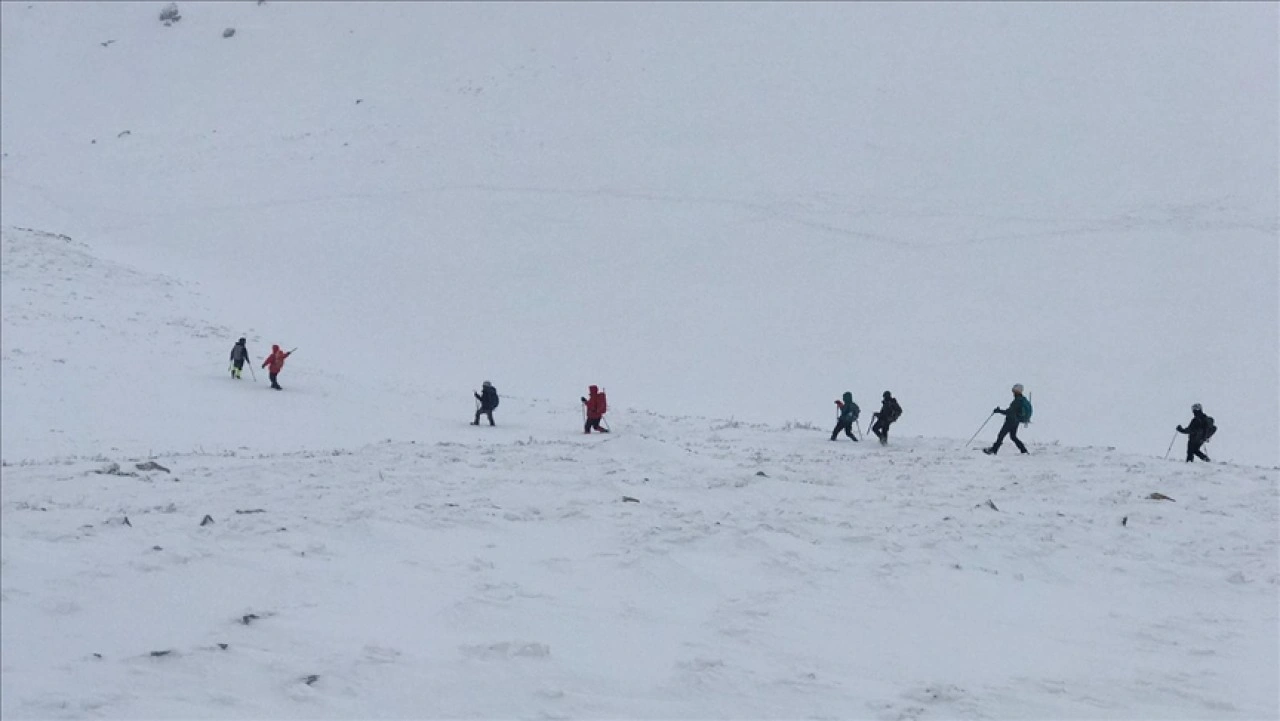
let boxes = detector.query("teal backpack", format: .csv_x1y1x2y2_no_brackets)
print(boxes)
840,392,859,421
1018,397,1033,424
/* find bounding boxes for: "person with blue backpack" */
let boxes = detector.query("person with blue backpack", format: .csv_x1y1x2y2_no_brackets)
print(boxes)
984,383,1032,455
831,391,860,441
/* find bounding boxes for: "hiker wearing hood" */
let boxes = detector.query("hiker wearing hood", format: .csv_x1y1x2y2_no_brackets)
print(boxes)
228,337,251,379
831,392,859,442
262,345,292,390
984,384,1030,455
871,391,903,445
1176,403,1215,462
581,385,609,434
472,381,499,426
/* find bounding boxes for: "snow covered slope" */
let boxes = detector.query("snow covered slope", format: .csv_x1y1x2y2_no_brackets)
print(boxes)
0,226,442,460
2,424,1277,719
1,3,1277,718
2,1,1276,465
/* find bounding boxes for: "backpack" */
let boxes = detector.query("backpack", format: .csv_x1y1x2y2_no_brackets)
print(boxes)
845,402,860,421
888,400,903,422
598,391,607,414
1018,398,1033,424
1203,415,1216,440
489,387,499,408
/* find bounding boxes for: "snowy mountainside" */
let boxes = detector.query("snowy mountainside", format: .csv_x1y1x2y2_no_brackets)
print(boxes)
1,1,1276,465
2,419,1277,719
1,225,462,462
0,3,1277,718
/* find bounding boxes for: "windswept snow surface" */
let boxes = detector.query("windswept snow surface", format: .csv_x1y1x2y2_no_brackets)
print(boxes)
0,231,1277,719
2,422,1278,719
2,2,1279,718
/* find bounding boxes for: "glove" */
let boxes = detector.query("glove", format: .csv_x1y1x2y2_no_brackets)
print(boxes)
580,397,587,403
1176,425,1184,432
993,407,1001,414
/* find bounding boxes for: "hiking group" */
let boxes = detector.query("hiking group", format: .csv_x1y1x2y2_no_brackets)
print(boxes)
227,338,293,390
472,382,610,433
224,339,1217,459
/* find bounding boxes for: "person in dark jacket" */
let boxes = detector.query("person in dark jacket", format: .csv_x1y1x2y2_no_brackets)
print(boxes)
1176,403,1213,462
472,381,499,426
228,337,251,379
581,385,609,433
870,391,903,445
984,383,1030,455
831,391,859,441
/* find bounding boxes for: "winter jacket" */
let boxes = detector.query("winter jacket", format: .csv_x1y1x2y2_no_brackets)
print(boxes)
836,392,858,421
879,397,902,422
475,384,499,411
996,395,1030,423
229,342,250,365
1178,410,1212,442
262,345,290,374
583,385,606,419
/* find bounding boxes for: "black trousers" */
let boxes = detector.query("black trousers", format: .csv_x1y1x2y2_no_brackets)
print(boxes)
1186,438,1210,462
474,409,494,426
991,418,1027,454
871,416,893,440
831,418,857,441
269,372,281,389
585,418,607,433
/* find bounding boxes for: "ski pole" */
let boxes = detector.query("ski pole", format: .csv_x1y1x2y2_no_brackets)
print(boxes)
247,362,257,382
965,412,996,448
1164,431,1178,459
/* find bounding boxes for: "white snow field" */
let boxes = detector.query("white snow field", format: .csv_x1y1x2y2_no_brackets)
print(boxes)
2,2,1278,719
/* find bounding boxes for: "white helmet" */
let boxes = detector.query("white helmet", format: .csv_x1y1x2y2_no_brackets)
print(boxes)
1012,384,1024,394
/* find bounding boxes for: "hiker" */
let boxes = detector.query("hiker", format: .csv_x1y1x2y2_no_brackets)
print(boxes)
831,391,859,441
472,381,499,426
984,383,1031,455
870,391,903,445
261,344,292,390
1176,403,1215,462
581,385,609,433
228,337,251,379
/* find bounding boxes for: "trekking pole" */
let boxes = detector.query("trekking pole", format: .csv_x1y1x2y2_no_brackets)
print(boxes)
965,412,996,448
1163,431,1178,459
247,362,257,382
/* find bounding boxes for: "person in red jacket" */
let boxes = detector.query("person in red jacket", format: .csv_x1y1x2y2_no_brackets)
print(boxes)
262,344,292,390
581,385,609,434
